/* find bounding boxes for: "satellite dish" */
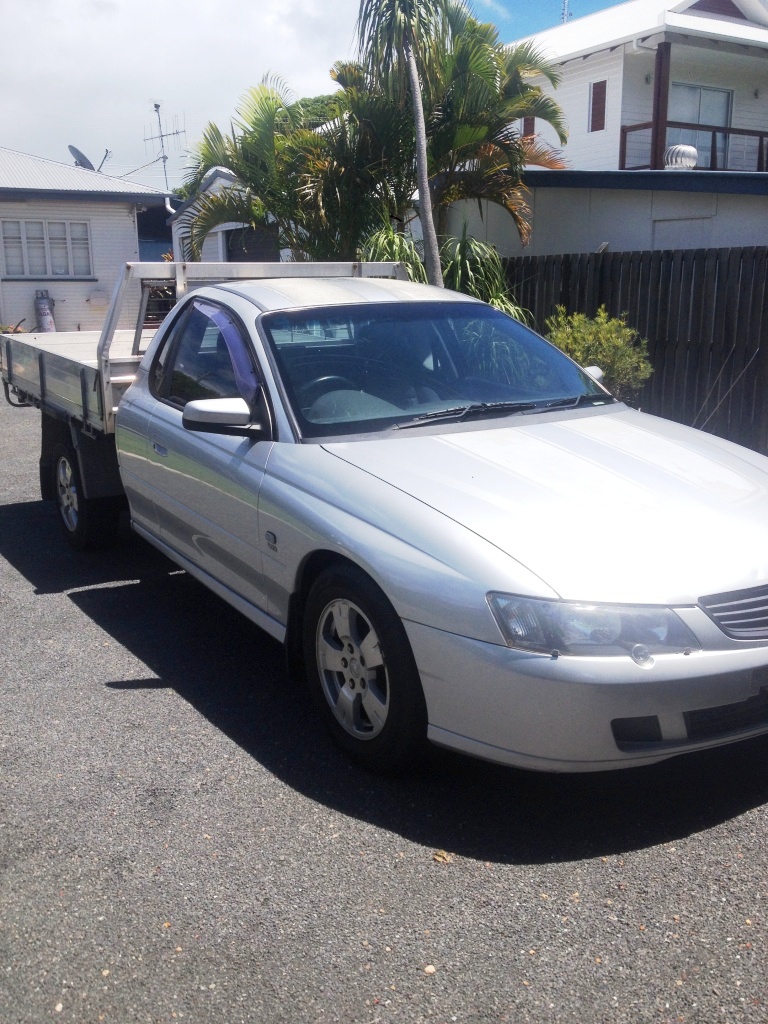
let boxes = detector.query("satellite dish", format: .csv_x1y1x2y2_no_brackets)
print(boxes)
68,144,95,171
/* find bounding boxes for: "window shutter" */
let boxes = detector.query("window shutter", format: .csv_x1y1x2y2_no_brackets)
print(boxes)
590,80,607,132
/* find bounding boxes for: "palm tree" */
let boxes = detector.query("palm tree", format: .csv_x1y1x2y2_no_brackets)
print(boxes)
183,74,414,262
291,62,416,258
183,77,307,259
424,9,568,240
357,0,449,288
185,7,567,270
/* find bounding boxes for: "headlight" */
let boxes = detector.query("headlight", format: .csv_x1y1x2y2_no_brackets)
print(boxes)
488,593,699,659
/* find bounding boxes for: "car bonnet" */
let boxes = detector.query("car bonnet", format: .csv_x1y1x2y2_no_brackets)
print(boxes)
322,407,768,606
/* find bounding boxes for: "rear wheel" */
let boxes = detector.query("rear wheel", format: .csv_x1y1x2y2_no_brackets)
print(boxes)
53,444,120,550
303,564,427,773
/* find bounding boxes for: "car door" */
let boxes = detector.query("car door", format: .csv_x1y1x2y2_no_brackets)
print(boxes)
144,297,275,612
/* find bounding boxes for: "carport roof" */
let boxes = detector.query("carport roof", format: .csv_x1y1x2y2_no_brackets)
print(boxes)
0,147,171,203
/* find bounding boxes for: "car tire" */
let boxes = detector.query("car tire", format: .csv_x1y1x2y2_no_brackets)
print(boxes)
303,564,428,773
52,444,120,550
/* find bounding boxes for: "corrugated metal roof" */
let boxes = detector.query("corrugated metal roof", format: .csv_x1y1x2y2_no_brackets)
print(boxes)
0,147,168,198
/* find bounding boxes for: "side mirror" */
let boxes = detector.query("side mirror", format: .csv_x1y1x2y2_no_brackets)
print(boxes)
583,365,604,383
182,397,266,437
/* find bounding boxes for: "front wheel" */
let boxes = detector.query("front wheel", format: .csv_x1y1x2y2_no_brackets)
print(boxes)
52,444,120,550
303,565,427,773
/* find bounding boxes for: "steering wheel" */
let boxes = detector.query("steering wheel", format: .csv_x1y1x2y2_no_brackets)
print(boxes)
298,375,357,406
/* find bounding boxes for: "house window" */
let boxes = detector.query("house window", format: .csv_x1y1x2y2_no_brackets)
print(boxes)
667,83,732,169
522,116,536,137
589,80,607,133
1,220,93,277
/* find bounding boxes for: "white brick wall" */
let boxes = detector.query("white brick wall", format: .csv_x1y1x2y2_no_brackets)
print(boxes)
0,199,141,331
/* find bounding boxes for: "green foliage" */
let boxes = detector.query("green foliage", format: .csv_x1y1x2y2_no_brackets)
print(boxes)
440,225,530,320
183,74,414,262
361,220,529,316
297,93,343,128
360,222,427,282
544,306,653,402
183,2,568,267
424,12,567,242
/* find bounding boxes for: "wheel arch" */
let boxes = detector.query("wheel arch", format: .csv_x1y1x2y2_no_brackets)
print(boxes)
285,550,387,685
40,412,73,501
40,411,125,503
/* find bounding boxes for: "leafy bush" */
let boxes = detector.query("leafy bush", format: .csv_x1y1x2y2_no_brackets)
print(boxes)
544,306,652,402
361,223,427,283
440,227,530,323
361,221,530,321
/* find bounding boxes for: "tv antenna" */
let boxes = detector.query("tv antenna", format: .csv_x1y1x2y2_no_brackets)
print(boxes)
144,102,186,191
68,145,112,172
562,0,573,20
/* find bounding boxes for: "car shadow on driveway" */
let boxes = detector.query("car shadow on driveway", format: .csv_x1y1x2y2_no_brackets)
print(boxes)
74,557,768,866
0,501,166,594
3,501,768,865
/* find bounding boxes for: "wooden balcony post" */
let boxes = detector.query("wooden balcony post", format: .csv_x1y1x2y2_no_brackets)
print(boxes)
650,41,672,170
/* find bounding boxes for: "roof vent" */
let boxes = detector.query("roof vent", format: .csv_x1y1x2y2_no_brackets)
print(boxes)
664,144,698,169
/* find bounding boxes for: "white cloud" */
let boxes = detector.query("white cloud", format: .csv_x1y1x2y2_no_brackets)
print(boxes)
2,0,598,191
2,0,359,190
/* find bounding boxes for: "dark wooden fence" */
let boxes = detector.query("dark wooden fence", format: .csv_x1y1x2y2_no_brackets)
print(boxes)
505,247,768,453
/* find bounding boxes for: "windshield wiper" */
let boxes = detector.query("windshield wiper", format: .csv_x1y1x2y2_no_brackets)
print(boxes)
545,393,616,410
394,400,537,429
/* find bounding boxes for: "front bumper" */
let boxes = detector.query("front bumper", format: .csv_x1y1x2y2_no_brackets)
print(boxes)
405,618,768,772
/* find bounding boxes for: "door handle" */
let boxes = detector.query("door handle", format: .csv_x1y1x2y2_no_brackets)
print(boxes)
152,441,169,457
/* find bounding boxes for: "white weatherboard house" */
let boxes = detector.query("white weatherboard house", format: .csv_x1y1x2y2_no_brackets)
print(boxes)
448,0,768,256
521,0,768,171
0,148,171,332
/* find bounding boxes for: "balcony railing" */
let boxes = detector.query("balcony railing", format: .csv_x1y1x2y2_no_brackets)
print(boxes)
620,120,768,171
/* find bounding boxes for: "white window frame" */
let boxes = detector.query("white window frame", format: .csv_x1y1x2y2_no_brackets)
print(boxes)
0,219,93,278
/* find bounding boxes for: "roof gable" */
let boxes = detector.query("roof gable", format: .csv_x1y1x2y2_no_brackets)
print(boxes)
674,0,768,21
687,0,748,17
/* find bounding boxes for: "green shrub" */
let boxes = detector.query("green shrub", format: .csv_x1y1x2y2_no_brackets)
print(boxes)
544,305,652,403
361,223,427,283
361,221,531,322
440,227,531,323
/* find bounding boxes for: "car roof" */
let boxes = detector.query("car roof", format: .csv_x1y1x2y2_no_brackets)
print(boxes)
212,275,483,313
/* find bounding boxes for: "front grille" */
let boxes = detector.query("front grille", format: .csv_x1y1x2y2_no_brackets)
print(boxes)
699,583,768,640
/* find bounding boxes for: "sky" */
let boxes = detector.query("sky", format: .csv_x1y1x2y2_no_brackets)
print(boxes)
2,0,614,193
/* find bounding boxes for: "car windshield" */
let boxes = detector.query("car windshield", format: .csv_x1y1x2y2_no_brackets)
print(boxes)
262,301,612,438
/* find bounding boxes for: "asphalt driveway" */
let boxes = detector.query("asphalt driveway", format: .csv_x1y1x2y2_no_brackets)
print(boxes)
1,397,766,1023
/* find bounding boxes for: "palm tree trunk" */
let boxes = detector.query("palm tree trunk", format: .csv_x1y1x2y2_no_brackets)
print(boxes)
405,36,443,288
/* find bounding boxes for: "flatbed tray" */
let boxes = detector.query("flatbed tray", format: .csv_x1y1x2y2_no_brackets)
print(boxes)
1,329,157,432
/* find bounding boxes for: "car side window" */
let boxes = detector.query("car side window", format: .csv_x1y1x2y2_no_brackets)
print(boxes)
151,300,258,408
